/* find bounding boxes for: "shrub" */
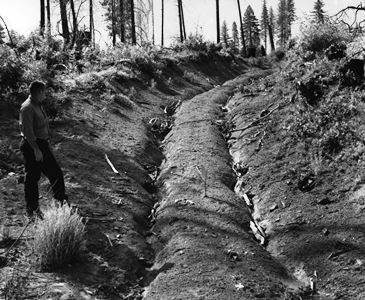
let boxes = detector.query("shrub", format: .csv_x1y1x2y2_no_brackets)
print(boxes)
299,19,351,54
33,203,85,270
286,90,359,155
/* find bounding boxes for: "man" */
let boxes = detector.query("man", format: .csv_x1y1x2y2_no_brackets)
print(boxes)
19,80,68,219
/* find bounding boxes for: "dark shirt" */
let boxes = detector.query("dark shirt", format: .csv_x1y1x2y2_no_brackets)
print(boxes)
19,97,50,141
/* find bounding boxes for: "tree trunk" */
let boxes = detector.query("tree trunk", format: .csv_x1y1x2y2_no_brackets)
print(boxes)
268,23,275,52
151,0,155,44
177,0,183,42
46,0,51,35
112,0,116,46
216,0,220,43
161,0,164,47
40,0,45,36
237,0,246,56
69,0,78,48
120,0,125,42
130,0,136,45
180,0,186,40
89,0,94,48
59,0,70,46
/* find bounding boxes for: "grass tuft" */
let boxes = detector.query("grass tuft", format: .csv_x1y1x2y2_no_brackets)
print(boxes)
33,203,85,270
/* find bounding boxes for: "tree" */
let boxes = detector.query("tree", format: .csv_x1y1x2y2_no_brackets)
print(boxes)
287,0,295,39
276,0,287,48
312,0,325,23
221,20,230,47
151,0,155,44
111,0,116,45
40,0,45,36
46,0,51,35
243,5,260,57
177,0,186,42
69,0,78,47
231,21,239,53
161,0,164,46
119,0,125,42
260,0,269,51
216,0,220,43
90,0,94,47
130,0,136,44
236,0,246,56
268,6,275,51
59,0,70,46
180,0,186,40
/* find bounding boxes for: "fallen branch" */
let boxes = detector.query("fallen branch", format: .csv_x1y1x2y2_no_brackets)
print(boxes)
230,105,280,133
105,154,119,174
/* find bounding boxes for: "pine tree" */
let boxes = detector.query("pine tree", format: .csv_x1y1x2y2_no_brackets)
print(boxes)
59,0,70,46
312,0,325,23
268,6,275,51
46,0,51,35
231,21,239,53
40,0,45,36
236,0,246,56
161,0,164,46
216,0,220,43
260,0,269,51
287,0,295,39
243,5,260,57
276,0,287,48
221,20,230,47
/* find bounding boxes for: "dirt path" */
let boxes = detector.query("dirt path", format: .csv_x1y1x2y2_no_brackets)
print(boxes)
143,69,300,299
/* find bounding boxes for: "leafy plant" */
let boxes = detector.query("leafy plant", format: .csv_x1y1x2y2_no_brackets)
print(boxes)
299,19,351,54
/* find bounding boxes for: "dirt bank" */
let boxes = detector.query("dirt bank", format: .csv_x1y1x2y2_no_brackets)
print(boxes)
226,69,365,299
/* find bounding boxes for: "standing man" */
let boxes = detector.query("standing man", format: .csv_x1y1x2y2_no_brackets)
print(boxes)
19,80,68,219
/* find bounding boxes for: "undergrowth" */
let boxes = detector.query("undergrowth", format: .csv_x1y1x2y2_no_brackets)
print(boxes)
278,19,365,178
33,203,85,270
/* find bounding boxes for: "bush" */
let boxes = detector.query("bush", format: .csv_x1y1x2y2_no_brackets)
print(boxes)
33,203,85,270
286,90,359,155
299,19,351,54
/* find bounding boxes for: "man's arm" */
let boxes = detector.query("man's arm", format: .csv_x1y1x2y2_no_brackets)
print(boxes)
20,106,43,162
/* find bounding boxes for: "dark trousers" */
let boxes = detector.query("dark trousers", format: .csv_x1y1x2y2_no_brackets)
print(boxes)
20,139,67,213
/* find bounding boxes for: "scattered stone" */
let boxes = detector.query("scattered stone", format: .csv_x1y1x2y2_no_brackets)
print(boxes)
235,283,245,290
317,197,332,205
269,204,278,212
298,173,316,192
226,249,241,261
322,228,329,236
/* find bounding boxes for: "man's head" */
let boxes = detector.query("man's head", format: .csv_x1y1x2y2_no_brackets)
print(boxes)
29,80,46,103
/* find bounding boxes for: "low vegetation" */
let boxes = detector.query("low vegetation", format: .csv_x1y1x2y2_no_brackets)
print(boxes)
33,203,85,270
277,19,365,179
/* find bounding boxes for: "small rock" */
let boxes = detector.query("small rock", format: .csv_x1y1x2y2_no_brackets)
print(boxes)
269,204,278,212
317,197,332,205
322,228,329,236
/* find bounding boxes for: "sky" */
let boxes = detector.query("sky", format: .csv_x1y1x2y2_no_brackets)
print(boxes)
0,0,361,47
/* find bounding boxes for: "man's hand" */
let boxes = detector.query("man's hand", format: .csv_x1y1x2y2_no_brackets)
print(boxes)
34,148,43,162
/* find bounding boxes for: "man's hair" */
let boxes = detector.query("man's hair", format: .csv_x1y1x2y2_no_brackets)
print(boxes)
29,80,46,95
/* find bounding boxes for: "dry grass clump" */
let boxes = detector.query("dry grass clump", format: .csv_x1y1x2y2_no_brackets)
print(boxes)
33,203,85,270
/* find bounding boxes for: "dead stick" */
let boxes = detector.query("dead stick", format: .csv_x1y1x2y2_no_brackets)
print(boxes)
231,105,280,133
105,154,120,174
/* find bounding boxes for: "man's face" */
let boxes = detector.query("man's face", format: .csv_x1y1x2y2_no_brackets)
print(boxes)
33,88,46,103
